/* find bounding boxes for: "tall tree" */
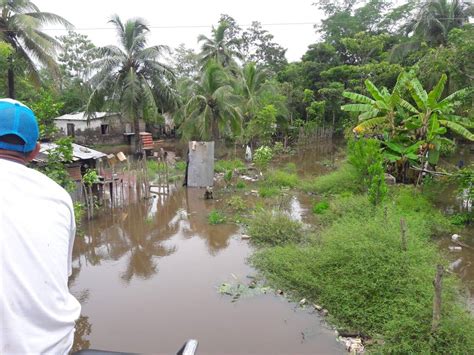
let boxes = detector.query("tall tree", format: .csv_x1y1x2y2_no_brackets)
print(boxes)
197,21,242,68
176,60,243,141
409,0,474,45
86,15,177,150
0,0,72,98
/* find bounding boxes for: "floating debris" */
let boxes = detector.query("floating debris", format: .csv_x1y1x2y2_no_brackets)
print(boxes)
449,246,462,252
218,278,271,302
451,234,461,241
241,234,251,240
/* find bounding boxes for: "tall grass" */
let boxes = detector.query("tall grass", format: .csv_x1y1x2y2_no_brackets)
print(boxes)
252,188,473,353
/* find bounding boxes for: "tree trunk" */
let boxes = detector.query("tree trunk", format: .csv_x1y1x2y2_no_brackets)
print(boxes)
134,117,141,154
7,65,15,99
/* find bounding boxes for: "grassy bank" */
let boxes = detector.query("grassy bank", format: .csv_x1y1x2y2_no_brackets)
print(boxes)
249,170,474,353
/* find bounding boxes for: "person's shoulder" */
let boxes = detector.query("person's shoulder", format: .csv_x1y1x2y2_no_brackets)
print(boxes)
15,164,73,205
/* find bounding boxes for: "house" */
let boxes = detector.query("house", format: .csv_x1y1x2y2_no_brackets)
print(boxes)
54,112,145,145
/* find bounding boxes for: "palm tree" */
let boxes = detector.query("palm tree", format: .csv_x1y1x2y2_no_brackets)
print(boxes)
86,15,177,151
238,62,270,122
0,0,72,98
175,60,243,141
197,21,242,69
409,0,474,45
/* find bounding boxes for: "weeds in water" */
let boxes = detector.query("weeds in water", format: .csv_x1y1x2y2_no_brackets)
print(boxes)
208,210,225,225
236,180,246,189
215,159,245,173
258,185,280,198
300,163,359,194
227,195,246,212
175,161,186,171
252,188,473,353
247,210,305,246
266,170,299,188
450,212,472,225
312,201,329,214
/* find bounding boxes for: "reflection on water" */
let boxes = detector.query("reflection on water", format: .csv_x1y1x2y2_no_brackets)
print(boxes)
70,182,341,354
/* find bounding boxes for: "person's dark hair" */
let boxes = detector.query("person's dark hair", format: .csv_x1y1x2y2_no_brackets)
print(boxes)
0,134,32,155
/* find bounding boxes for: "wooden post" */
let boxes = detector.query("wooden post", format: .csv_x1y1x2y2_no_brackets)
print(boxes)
431,264,444,333
400,218,408,251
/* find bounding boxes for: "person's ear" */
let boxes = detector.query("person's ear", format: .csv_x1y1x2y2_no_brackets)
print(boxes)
26,142,41,162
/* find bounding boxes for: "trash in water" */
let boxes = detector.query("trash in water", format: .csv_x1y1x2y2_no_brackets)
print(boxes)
218,276,271,302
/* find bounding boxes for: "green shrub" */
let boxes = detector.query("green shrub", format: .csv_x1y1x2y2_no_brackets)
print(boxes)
208,210,225,225
227,195,246,211
450,212,472,226
254,146,273,170
147,160,166,175
301,163,359,194
252,190,472,353
312,201,329,214
215,159,245,173
247,210,305,246
175,161,186,171
266,170,299,188
258,185,280,198
236,180,246,189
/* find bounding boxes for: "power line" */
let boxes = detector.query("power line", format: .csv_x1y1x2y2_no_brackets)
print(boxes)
38,22,319,31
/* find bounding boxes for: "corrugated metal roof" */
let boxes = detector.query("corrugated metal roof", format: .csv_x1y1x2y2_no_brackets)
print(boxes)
35,142,106,163
54,112,117,121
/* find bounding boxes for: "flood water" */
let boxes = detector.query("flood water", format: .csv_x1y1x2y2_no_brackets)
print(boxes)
70,150,343,354
70,140,473,353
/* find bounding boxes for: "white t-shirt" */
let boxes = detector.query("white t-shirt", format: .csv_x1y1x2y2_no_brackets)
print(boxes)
0,158,81,354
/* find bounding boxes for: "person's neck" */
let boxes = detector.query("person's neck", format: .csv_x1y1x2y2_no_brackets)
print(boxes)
0,150,27,165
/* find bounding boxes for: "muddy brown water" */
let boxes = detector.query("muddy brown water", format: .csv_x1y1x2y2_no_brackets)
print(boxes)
70,171,344,353
70,141,473,353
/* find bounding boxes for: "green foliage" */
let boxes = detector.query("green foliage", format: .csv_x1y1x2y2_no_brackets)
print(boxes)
223,170,233,185
253,146,273,170
73,202,85,228
347,138,385,192
82,169,99,187
312,201,329,214
147,160,167,176
265,169,299,188
227,195,246,211
236,180,246,189
258,185,280,198
175,161,187,171
29,90,64,140
247,210,305,246
450,213,472,226
214,159,245,173
246,104,277,145
301,163,359,194
208,210,225,225
41,137,74,191
252,188,473,353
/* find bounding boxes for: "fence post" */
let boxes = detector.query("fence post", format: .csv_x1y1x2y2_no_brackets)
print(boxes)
431,264,444,333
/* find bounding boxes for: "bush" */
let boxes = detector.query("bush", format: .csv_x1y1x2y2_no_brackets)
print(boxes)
312,201,329,214
236,180,246,189
208,210,225,225
215,159,245,173
258,185,280,198
301,163,359,194
266,170,299,188
227,196,246,211
254,146,273,170
247,210,305,246
252,189,473,353
175,161,186,171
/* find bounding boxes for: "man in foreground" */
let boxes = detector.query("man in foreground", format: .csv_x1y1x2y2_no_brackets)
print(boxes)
0,98,81,354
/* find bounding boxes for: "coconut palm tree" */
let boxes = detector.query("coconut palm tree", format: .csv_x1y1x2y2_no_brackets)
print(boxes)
86,15,177,151
0,0,72,98
197,21,242,69
175,60,243,141
409,0,474,45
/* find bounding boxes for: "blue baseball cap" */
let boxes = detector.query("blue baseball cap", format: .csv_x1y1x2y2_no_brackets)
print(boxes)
0,98,39,153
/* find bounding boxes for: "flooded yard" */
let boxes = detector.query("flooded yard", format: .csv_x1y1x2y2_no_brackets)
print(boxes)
70,187,342,354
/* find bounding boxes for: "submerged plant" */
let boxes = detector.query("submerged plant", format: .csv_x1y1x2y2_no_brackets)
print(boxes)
208,210,225,225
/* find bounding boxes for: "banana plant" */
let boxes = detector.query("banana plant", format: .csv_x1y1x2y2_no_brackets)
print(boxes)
341,73,411,137
383,140,422,182
403,73,473,166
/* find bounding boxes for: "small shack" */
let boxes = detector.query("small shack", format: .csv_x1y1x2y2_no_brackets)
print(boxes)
34,143,106,201
54,112,145,146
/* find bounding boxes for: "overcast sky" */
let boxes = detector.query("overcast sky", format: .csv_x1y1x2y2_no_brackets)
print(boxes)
37,0,323,62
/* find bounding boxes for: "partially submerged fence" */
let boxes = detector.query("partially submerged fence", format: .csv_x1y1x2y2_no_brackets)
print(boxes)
297,125,333,146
